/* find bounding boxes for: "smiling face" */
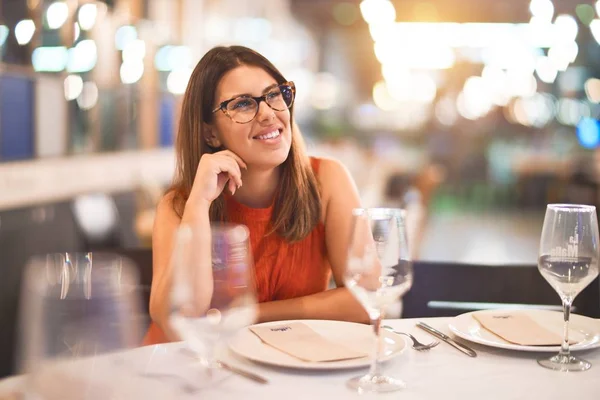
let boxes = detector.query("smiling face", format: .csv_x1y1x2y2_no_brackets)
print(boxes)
206,65,293,169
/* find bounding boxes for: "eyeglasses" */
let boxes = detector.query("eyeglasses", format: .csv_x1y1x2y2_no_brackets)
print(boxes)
212,82,295,124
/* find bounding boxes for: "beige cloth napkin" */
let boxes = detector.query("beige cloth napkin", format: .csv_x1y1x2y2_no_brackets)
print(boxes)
473,312,576,346
249,322,368,362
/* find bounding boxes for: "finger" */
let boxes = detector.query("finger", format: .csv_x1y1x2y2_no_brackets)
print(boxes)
218,150,248,170
228,178,237,195
220,157,243,188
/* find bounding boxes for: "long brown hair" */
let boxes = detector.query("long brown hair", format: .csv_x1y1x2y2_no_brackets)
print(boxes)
171,45,321,242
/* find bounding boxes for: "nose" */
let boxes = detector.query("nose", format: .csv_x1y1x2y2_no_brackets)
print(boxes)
255,99,275,123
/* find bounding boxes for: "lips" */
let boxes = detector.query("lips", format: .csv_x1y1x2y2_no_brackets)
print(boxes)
252,127,283,140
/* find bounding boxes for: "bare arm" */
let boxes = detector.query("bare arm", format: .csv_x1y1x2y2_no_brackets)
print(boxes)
149,151,246,340
257,158,369,324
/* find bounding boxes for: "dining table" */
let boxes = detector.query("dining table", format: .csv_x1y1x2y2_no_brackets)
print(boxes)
1,316,599,400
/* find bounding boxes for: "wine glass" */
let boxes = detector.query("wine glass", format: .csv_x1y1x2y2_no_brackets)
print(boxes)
538,204,600,372
18,252,142,398
344,208,413,393
168,222,257,382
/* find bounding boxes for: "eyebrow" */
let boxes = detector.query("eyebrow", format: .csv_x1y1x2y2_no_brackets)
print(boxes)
221,83,279,102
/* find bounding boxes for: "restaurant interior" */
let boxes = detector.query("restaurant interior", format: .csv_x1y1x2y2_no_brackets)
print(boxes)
0,0,599,397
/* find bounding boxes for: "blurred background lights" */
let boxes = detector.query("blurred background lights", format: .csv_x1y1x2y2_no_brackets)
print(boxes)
0,25,8,47
596,1,600,16
535,56,558,83
63,75,84,101
575,4,595,25
78,3,98,31
46,1,69,30
553,14,579,42
32,46,68,72
590,19,600,44
332,2,359,26
15,20,35,45
73,22,81,41
529,0,554,22
166,68,193,95
585,78,600,103
360,0,396,25
66,40,97,73
576,118,600,149
115,25,137,50
310,72,339,110
122,39,146,62
558,98,590,125
372,80,399,111
120,60,144,84
76,81,99,110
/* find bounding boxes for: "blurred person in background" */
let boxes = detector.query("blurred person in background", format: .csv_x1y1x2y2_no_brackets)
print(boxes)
144,46,368,344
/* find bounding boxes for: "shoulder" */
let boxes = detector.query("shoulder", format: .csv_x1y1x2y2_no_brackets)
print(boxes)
310,156,359,210
154,190,182,225
310,156,354,188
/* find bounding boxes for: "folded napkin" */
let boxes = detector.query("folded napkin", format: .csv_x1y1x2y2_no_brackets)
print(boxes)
473,311,577,346
249,322,368,362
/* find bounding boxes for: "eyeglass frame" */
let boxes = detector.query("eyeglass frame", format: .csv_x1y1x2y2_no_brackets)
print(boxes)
211,81,296,124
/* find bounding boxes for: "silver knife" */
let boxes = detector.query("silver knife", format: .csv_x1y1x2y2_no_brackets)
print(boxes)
417,322,477,357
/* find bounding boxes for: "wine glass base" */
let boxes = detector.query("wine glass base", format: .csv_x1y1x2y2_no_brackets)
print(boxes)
537,353,592,372
347,373,406,393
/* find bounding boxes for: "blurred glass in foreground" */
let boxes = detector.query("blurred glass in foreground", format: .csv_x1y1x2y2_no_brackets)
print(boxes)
18,252,142,399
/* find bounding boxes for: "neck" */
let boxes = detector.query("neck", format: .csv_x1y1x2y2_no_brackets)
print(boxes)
233,165,281,208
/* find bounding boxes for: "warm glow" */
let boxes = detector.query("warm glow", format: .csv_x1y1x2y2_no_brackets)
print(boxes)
372,80,399,111
585,78,600,103
360,0,396,25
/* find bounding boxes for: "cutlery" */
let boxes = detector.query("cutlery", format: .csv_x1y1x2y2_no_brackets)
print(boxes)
179,348,268,384
416,322,477,357
381,325,439,351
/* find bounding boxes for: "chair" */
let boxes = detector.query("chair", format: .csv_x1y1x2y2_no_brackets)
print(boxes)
402,261,600,318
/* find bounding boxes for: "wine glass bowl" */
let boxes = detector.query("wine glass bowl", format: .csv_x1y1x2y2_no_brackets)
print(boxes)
344,208,413,393
169,223,257,375
537,204,600,372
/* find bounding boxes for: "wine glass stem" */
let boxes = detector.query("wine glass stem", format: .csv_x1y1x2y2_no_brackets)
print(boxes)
560,300,572,356
368,314,383,377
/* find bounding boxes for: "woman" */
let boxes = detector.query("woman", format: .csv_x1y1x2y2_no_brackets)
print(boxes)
145,45,368,344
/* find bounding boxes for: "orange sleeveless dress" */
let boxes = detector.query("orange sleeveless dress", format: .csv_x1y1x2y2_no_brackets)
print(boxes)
142,157,329,345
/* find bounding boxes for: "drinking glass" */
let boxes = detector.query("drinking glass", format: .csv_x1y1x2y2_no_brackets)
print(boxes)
169,223,257,382
344,208,413,393
538,204,600,371
18,252,142,398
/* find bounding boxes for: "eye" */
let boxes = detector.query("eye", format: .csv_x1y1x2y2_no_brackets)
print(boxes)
229,97,255,111
266,90,282,100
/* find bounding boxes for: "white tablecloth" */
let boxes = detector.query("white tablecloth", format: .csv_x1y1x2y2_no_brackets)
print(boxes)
1,317,599,399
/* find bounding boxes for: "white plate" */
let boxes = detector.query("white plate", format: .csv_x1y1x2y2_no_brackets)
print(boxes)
448,309,600,352
228,320,406,370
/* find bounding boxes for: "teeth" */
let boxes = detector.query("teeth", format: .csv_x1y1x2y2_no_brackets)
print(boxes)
255,130,280,140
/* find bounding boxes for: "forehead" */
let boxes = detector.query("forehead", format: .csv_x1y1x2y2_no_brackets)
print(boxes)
216,65,278,101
